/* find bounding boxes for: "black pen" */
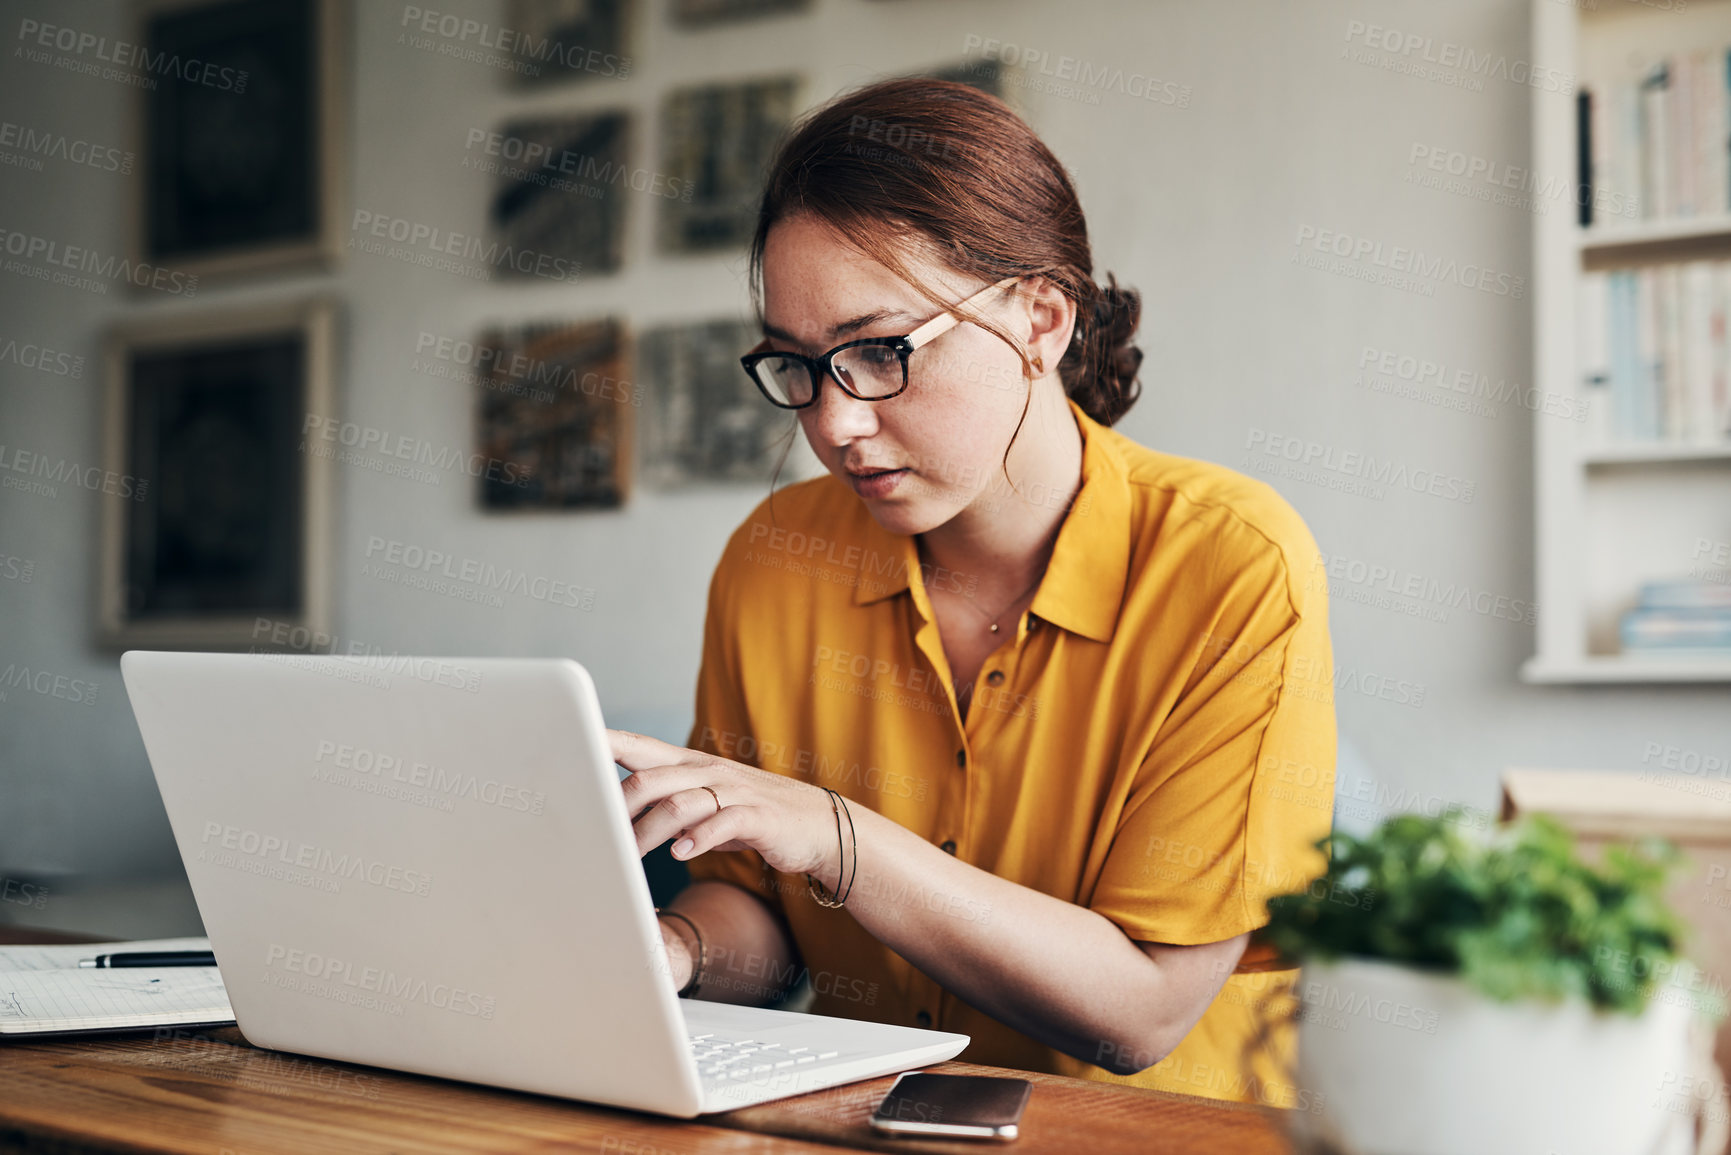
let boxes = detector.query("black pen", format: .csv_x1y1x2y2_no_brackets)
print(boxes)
78,950,217,968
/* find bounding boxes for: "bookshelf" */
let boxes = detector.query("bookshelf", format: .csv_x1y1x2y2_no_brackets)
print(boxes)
1524,0,1731,685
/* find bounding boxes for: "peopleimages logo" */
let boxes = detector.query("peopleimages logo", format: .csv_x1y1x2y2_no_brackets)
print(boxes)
363,535,597,611
397,6,629,79
0,120,133,174
350,209,578,282
463,128,691,203
15,18,250,91
0,227,197,296
1293,225,1525,300
0,663,97,706
960,34,1191,107
0,336,83,378
301,414,531,488
1341,20,1573,94
0,444,149,500
313,740,547,815
1244,428,1476,505
199,822,433,897
265,943,496,1019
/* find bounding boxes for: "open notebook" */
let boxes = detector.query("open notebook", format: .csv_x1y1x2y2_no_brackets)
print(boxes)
0,937,234,1036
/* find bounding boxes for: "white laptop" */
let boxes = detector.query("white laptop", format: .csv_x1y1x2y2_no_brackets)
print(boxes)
120,651,968,1117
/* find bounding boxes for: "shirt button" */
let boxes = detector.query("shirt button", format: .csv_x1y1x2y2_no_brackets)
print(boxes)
916,1010,932,1028
940,840,957,855
955,749,966,768
986,670,1005,686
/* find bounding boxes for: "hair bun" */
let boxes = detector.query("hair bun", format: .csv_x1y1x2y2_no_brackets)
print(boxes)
1067,273,1142,426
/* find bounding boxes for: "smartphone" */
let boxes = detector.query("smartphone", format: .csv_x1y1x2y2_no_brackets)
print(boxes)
869,1071,1032,1141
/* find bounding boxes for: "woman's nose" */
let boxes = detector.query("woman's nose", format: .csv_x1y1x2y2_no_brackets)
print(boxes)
807,371,881,446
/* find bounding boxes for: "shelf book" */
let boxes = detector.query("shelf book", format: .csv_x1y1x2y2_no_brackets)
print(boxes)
1525,0,1731,684
1576,261,1731,444
1575,45,1730,227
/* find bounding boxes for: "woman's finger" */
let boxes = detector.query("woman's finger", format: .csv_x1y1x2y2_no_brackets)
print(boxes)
619,757,713,816
607,728,693,773
631,784,730,858
667,803,760,863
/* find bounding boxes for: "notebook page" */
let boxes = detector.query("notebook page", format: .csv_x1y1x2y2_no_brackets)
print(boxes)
0,966,233,1034
0,937,214,972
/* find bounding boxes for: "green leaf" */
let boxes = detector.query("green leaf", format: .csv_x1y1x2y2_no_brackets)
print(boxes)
1261,808,1701,1016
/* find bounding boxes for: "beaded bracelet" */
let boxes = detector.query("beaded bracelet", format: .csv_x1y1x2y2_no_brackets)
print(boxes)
654,907,705,997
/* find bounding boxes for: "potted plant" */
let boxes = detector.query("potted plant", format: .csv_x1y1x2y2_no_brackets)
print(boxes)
1260,810,1728,1155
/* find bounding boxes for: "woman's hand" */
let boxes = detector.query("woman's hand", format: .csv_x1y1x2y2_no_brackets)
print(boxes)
609,729,844,884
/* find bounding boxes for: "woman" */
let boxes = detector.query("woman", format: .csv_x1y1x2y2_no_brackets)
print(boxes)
611,77,1335,1106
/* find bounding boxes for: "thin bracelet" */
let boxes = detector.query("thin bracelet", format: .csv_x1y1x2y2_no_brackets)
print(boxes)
807,788,844,907
654,907,705,997
835,793,858,904
807,788,848,908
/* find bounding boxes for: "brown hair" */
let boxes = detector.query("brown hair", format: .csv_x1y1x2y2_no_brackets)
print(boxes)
748,76,1142,451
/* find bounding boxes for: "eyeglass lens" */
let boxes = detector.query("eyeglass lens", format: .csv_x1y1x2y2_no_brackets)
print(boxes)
753,344,905,407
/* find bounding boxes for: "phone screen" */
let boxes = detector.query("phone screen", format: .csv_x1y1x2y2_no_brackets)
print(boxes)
871,1072,1032,1139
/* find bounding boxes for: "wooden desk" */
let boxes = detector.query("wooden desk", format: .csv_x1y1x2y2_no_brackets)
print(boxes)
0,931,1293,1154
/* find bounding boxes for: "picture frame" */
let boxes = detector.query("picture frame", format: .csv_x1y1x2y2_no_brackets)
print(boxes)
99,299,336,649
474,318,634,510
638,318,789,486
658,75,800,254
504,0,633,88
132,0,346,283
489,111,630,279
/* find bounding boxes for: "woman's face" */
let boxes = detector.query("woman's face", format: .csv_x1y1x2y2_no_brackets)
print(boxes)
759,213,1050,537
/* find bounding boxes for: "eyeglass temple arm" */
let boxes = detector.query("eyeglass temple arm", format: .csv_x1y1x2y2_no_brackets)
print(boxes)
903,275,1026,351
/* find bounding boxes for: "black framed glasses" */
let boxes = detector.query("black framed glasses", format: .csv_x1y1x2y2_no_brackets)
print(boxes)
740,275,1022,409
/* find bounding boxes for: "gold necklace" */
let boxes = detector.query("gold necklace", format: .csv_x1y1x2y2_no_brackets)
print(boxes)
955,570,1046,634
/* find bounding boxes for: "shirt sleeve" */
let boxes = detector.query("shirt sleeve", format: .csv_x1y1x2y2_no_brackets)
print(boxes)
678,546,788,919
1087,519,1335,964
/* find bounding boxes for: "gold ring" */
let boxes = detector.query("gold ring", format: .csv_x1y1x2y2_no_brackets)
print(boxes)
700,785,721,815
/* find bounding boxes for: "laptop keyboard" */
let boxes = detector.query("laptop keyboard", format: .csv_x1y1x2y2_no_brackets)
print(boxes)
688,1032,843,1080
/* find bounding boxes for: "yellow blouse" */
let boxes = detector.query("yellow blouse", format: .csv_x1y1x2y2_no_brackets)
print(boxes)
683,395,1335,1107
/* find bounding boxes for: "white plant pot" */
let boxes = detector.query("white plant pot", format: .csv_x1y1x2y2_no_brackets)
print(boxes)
1286,956,1715,1155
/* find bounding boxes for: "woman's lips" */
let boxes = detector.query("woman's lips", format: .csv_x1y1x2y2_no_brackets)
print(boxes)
849,467,908,498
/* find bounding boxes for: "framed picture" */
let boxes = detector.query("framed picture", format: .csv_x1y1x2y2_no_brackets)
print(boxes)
100,300,336,649
658,76,800,254
638,319,789,486
489,112,630,279
133,0,345,282
475,319,633,510
505,0,632,88
671,0,809,26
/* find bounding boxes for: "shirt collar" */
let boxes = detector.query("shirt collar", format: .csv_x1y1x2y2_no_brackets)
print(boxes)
850,396,1131,644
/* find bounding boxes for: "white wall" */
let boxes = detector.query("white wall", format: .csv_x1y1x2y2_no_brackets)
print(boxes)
2,0,1726,904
